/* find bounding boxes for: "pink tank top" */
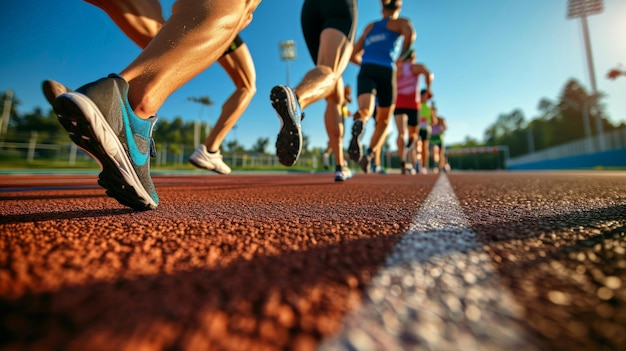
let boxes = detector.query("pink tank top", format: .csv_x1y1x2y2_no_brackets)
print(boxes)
395,62,420,109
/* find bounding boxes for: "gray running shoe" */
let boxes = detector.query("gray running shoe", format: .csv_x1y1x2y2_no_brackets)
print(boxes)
52,74,159,210
334,166,353,182
348,119,363,162
271,85,302,166
189,145,232,174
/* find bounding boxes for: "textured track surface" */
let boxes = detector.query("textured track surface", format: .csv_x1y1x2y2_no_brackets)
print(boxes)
1,171,625,350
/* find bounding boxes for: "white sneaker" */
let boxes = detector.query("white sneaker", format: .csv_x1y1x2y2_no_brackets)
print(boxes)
420,167,428,175
404,165,416,175
189,145,232,174
334,166,353,182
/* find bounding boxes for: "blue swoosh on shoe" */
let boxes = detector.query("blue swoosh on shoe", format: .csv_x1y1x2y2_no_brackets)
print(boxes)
120,98,149,166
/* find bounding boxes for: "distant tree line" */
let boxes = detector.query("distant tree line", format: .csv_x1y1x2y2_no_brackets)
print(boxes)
0,94,313,157
449,78,626,158
1,77,624,164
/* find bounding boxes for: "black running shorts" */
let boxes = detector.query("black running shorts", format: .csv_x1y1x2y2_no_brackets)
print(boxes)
357,63,396,108
394,108,419,126
419,127,431,141
222,35,244,57
301,0,357,63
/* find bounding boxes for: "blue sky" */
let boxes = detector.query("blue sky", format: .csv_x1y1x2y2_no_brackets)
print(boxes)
1,0,625,151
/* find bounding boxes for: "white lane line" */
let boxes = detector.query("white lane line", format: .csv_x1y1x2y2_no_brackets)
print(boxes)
320,174,538,351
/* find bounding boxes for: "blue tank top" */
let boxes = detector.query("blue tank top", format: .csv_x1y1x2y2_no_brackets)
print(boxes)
361,19,401,68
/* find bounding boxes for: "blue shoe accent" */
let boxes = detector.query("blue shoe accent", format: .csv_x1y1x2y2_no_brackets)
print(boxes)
359,155,371,174
119,97,150,167
52,74,158,210
334,167,353,182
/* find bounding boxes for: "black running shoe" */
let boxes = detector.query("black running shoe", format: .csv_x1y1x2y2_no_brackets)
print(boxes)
271,85,303,166
52,74,159,210
348,119,363,162
359,154,371,174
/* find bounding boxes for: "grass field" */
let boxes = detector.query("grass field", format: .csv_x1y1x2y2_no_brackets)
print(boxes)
0,157,320,173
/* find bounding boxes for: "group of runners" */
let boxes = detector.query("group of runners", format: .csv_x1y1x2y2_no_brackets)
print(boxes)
321,1,449,175
43,0,447,211
395,87,449,175
322,88,449,175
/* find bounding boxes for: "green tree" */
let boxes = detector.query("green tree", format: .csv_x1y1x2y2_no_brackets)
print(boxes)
301,134,310,155
1,90,20,130
531,98,558,151
225,140,245,153
484,109,525,142
152,116,201,156
557,79,591,143
8,105,65,144
483,109,527,157
251,137,270,154
188,96,215,107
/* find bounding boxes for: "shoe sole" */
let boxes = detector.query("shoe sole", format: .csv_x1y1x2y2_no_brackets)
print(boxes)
188,158,231,175
54,93,157,210
271,86,302,167
334,171,352,182
348,120,363,162
359,156,370,174
335,175,352,182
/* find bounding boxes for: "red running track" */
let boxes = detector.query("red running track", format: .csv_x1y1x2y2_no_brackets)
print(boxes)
1,171,625,350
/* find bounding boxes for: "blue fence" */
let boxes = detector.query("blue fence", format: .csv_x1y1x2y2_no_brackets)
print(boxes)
507,128,626,170
508,147,626,170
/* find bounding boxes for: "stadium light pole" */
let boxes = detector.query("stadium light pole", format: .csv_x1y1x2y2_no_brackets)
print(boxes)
567,0,605,151
279,40,296,86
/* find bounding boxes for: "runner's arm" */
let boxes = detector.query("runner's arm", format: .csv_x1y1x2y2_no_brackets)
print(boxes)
351,23,374,66
396,19,415,64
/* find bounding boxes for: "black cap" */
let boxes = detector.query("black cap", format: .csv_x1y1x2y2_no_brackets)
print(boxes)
383,0,401,10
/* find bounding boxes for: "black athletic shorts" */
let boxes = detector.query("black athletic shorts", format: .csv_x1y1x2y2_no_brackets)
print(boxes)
222,35,244,57
357,63,396,108
419,127,431,141
301,0,357,63
394,108,419,127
